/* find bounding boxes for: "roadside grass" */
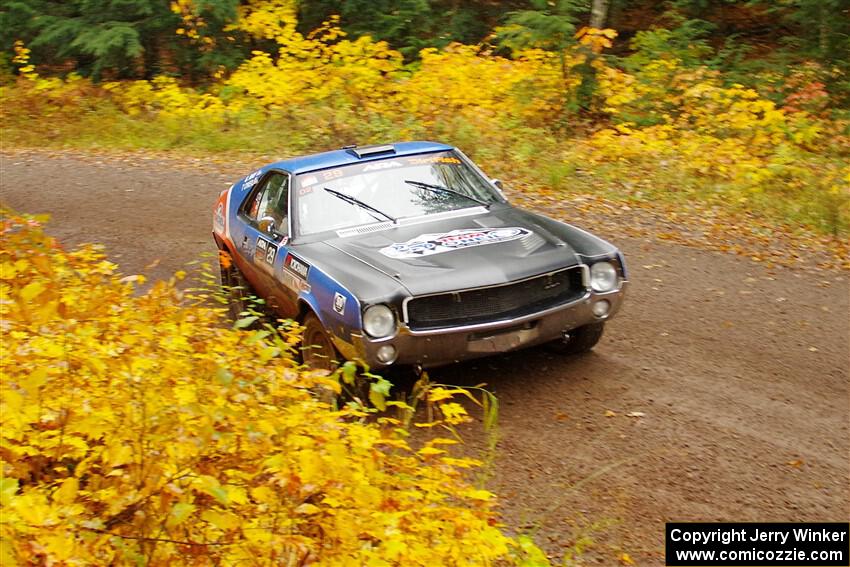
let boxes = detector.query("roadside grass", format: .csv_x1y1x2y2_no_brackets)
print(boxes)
562,156,849,238
3,104,301,155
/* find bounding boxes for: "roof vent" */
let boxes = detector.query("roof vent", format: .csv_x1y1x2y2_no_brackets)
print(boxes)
345,144,396,158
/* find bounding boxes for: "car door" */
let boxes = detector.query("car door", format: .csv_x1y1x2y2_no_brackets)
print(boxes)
235,170,298,318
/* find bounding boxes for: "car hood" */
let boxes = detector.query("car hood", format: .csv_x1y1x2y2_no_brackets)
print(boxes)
323,207,582,296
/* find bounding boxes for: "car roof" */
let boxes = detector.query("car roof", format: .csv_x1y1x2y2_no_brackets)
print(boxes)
269,141,454,174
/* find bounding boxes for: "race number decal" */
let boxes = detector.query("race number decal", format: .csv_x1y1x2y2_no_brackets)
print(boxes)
254,237,278,273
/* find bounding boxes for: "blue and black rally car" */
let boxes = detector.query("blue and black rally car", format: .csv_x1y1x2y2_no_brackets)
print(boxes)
212,141,628,370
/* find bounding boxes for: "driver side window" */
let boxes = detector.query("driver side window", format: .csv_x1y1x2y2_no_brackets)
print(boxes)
245,172,290,234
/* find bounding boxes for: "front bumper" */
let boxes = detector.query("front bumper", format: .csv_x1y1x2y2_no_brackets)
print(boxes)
336,282,628,369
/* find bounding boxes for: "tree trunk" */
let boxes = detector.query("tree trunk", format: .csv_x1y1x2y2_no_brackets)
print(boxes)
590,0,611,29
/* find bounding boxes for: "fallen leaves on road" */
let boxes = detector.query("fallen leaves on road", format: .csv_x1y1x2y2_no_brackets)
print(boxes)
507,183,849,273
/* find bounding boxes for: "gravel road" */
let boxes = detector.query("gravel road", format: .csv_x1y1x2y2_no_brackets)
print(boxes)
2,151,848,565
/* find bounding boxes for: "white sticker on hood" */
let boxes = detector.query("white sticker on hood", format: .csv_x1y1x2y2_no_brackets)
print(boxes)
380,227,531,259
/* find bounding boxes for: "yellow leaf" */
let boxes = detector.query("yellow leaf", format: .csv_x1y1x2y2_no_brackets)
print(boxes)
414,420,443,428
54,477,78,505
417,446,446,457
383,538,407,559
166,502,195,528
428,438,459,446
427,387,478,404
465,489,494,501
20,281,46,302
0,477,19,507
440,457,482,469
15,493,51,525
225,485,248,505
440,402,470,424
321,495,344,508
245,527,273,545
174,385,197,405
106,443,133,468
194,475,229,506
21,367,49,393
201,509,241,530
368,387,386,410
250,485,275,504
295,503,320,515
298,451,321,483
43,533,76,561
1,389,24,415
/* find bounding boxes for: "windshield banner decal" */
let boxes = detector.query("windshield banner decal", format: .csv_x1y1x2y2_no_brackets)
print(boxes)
380,227,531,259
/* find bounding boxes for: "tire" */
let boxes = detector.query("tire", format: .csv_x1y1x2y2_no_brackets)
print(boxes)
220,260,253,321
302,313,340,372
547,322,605,355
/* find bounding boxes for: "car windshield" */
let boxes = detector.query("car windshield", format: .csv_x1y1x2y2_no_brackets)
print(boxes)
294,151,501,236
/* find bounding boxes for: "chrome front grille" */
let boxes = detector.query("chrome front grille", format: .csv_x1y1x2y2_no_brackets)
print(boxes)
405,267,586,331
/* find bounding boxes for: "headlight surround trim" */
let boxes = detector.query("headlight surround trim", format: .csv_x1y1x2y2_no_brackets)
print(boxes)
363,304,397,338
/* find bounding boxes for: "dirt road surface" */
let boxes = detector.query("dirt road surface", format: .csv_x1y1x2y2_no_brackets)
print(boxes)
2,151,848,564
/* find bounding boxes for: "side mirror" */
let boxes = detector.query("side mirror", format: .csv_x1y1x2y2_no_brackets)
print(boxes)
258,216,276,235
491,178,504,190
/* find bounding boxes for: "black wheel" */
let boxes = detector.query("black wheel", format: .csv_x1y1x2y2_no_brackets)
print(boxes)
220,260,253,321
547,322,605,355
302,313,340,372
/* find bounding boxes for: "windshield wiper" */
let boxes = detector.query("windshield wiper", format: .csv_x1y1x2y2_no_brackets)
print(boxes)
323,187,396,223
404,180,490,209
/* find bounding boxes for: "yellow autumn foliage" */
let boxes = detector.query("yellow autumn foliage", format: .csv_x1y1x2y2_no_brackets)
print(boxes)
0,210,538,566
396,44,560,127
3,11,848,235
593,58,805,185
227,18,403,112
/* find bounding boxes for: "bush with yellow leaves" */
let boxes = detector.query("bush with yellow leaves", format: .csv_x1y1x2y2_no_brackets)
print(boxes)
3,13,847,236
0,210,544,566
587,54,850,234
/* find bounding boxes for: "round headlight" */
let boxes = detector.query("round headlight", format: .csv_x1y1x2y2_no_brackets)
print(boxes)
590,261,618,292
363,304,396,338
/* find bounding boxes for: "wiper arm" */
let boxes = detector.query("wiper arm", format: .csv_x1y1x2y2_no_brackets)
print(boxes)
323,187,396,223
404,180,490,209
